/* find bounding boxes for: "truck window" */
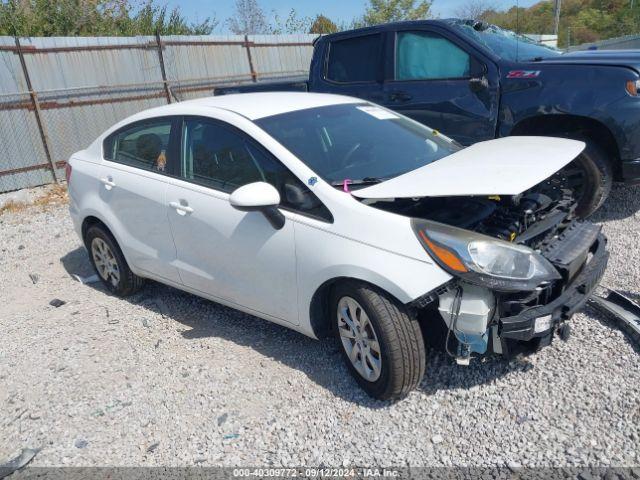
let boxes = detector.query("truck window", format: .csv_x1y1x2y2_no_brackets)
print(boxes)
396,31,470,80
326,34,382,83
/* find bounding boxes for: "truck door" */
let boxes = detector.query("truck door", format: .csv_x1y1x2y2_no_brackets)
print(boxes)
313,32,385,104
382,27,499,146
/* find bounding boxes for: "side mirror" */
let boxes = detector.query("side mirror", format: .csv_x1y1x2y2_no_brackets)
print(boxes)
229,182,285,230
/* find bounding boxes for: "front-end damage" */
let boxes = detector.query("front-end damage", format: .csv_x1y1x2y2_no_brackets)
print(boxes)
367,179,609,364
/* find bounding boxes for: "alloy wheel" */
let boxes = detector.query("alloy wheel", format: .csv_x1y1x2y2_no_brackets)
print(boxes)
91,237,120,287
337,296,382,382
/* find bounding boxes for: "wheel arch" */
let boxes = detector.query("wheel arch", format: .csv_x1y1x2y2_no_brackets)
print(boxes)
308,276,410,340
509,114,620,176
80,214,133,267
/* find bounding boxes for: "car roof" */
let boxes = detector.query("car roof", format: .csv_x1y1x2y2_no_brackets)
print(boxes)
178,92,362,120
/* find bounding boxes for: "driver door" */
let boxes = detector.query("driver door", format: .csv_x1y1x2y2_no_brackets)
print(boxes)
382,28,499,146
165,117,300,324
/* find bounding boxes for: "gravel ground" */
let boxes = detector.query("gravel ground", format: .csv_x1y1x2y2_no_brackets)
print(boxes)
0,184,639,468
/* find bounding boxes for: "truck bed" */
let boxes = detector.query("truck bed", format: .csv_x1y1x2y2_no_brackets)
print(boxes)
214,76,309,96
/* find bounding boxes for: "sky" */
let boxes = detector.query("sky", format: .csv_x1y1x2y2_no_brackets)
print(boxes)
169,0,543,32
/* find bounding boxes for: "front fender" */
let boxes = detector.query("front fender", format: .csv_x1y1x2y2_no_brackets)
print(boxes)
293,221,452,338
498,64,639,158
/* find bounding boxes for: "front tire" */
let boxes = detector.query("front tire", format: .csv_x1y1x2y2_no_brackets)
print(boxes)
557,140,613,217
331,281,426,400
85,225,145,297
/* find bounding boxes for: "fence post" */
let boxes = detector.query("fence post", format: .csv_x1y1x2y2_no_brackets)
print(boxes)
244,35,257,82
15,36,59,183
155,31,172,103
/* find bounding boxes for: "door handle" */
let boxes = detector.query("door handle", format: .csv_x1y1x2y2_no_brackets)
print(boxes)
100,177,116,190
389,91,412,102
469,76,489,91
169,201,194,215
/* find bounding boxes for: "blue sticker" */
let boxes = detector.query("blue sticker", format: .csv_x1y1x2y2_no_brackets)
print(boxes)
308,176,318,186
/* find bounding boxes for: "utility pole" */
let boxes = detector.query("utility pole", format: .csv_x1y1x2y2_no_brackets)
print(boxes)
554,0,562,36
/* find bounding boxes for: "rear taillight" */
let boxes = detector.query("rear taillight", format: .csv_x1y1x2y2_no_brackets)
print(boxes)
65,162,72,184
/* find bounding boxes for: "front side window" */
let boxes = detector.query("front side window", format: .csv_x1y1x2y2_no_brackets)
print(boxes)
326,34,382,83
104,119,172,173
256,103,460,186
182,118,264,192
181,118,332,221
396,31,471,80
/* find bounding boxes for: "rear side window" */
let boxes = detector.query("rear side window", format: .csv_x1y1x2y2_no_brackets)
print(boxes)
396,31,471,80
181,117,332,222
104,119,172,173
326,34,382,83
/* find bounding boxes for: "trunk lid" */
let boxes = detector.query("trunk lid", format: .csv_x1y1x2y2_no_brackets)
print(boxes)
352,136,585,199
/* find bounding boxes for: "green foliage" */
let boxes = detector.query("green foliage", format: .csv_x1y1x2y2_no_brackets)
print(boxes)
270,8,311,34
359,0,433,27
484,0,640,48
309,14,338,34
0,0,218,36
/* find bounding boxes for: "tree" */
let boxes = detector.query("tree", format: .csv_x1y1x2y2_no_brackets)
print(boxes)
226,0,270,35
0,0,218,36
454,0,498,21
360,0,433,26
309,14,338,34
270,8,311,34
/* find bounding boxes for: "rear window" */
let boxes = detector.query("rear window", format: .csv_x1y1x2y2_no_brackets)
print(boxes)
326,34,382,83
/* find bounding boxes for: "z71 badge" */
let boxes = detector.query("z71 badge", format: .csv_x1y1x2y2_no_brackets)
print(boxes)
507,70,541,79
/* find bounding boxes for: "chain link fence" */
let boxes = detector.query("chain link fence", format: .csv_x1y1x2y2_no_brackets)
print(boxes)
0,34,315,193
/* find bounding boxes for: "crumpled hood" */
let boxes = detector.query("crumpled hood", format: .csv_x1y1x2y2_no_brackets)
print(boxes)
352,136,585,199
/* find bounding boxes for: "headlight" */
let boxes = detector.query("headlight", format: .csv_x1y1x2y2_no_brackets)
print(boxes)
626,79,640,96
412,219,561,291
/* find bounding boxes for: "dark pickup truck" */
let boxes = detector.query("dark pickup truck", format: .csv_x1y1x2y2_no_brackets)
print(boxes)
216,19,640,216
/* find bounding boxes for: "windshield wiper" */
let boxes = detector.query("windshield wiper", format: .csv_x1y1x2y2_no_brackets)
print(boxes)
331,177,384,188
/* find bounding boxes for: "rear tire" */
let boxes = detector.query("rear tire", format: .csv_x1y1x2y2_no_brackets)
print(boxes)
557,140,612,217
85,225,145,297
331,281,426,400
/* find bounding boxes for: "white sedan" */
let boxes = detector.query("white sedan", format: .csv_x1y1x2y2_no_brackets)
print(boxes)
67,92,608,400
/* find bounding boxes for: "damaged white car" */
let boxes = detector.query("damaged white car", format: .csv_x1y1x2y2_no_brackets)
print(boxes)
67,92,609,400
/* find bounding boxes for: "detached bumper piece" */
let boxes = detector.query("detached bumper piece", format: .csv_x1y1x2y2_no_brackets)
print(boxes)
497,223,608,357
589,288,640,347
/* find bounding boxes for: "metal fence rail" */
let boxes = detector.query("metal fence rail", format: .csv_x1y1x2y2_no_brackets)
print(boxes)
0,33,316,193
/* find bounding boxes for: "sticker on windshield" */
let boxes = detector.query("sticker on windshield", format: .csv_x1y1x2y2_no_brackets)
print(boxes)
357,106,399,120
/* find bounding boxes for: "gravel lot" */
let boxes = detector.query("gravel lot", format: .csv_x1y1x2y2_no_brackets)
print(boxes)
0,184,639,468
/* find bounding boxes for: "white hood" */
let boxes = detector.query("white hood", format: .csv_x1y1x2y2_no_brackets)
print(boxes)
352,136,585,199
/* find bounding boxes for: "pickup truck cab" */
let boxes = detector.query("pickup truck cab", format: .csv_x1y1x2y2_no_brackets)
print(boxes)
217,19,640,217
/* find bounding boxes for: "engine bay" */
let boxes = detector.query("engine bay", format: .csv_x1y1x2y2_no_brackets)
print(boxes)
364,177,576,250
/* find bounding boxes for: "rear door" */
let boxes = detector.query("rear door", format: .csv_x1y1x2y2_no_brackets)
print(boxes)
314,32,386,103
382,27,499,145
99,117,181,283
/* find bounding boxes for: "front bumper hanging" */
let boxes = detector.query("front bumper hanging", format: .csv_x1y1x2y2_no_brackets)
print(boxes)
499,231,609,343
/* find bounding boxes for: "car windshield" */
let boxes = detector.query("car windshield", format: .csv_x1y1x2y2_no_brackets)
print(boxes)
448,19,561,62
255,103,459,186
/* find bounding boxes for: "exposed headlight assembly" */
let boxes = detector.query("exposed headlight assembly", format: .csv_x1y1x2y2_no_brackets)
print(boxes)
411,219,561,291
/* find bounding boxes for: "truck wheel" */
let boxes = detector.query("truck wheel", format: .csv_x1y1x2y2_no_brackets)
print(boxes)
85,225,145,297
331,281,425,400
560,141,612,217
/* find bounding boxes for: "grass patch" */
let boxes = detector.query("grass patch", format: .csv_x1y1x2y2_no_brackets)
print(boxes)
0,183,69,216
